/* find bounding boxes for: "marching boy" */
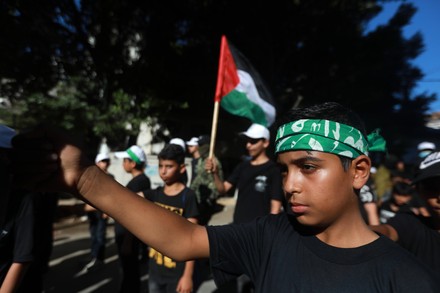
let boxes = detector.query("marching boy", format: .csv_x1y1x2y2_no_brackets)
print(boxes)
141,144,199,293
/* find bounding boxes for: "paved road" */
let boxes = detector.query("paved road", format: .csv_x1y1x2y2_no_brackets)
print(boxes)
44,197,236,293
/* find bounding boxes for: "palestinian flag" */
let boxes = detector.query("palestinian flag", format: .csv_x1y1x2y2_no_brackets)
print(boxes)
214,35,276,127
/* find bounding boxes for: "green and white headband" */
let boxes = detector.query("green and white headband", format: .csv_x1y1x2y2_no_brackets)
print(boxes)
275,119,369,158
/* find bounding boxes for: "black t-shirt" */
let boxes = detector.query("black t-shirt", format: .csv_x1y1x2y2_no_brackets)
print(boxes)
115,173,151,236
387,213,440,277
379,201,414,224
144,187,199,282
207,213,439,292
126,173,151,193
358,180,377,224
0,193,35,285
227,160,284,224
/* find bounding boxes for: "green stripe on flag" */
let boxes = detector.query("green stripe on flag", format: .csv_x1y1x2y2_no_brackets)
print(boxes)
234,70,275,126
221,90,268,126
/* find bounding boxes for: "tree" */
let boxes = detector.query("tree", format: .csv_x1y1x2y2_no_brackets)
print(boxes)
0,0,435,158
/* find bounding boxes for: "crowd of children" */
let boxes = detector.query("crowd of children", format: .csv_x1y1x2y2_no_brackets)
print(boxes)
2,102,440,292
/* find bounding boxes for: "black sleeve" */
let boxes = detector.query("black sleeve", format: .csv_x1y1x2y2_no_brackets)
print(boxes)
141,176,151,191
268,165,284,202
207,223,257,286
388,214,425,244
226,162,244,186
387,213,440,275
206,216,280,286
183,188,199,219
13,194,35,263
127,174,151,193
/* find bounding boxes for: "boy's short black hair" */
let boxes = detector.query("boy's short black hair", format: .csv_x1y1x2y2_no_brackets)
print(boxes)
277,102,367,171
124,158,145,171
158,144,185,165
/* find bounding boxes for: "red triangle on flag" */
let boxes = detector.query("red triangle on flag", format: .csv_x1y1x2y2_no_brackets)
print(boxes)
214,35,240,102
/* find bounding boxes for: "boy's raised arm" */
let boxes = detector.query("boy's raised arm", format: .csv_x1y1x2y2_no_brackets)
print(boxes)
11,127,209,261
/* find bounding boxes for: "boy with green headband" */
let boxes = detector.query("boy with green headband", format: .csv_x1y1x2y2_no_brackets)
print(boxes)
11,103,439,291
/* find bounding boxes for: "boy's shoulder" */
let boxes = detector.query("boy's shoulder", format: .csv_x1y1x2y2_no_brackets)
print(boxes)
234,158,277,170
127,173,151,192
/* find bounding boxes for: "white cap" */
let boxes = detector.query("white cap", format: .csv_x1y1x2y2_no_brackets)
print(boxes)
417,141,436,151
0,125,16,149
186,137,199,146
240,123,270,140
170,138,186,151
95,153,110,163
114,145,146,164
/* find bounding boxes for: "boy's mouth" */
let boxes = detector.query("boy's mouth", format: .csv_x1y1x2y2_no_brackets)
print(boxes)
291,202,308,214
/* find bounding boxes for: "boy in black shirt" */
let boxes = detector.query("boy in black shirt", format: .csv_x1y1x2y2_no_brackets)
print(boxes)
0,125,34,292
207,123,284,225
372,151,440,277
114,145,151,293
142,144,198,293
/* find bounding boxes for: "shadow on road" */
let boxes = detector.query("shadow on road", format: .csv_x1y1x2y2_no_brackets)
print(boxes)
44,232,149,293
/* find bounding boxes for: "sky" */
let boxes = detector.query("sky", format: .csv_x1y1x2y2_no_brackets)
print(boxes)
367,1,440,113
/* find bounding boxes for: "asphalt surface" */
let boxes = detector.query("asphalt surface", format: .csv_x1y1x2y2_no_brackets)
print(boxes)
45,197,236,293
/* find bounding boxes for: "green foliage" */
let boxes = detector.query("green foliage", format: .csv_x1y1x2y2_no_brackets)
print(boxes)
0,0,436,157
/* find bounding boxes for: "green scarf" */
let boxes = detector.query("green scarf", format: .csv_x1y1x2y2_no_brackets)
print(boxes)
275,119,369,158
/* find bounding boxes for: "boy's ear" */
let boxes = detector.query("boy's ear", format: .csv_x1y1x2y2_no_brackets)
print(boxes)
352,155,371,189
263,139,270,148
180,163,186,174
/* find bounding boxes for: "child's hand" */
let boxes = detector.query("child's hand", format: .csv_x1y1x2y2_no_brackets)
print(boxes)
176,275,193,293
204,157,217,174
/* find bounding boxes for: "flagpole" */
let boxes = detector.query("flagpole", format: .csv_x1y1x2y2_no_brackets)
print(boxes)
209,35,227,159
208,101,220,159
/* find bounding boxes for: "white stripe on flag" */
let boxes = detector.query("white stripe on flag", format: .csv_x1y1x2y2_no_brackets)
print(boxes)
236,70,276,126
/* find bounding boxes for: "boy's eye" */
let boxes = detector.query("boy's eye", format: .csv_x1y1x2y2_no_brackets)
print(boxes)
301,164,316,172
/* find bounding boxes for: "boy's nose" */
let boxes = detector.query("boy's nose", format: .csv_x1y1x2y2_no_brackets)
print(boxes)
283,171,300,197
283,169,302,199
